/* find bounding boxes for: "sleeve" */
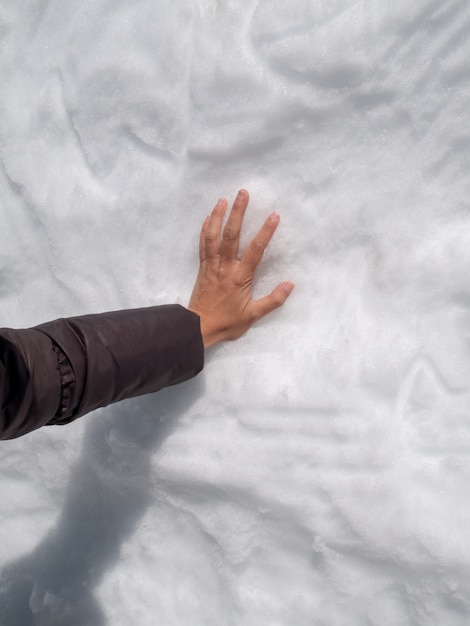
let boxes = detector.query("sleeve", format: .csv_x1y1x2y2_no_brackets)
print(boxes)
0,305,204,440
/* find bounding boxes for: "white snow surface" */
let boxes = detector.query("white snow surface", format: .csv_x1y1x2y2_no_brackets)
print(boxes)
1,0,470,624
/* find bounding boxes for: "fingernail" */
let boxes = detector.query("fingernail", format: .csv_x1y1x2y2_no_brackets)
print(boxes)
283,282,294,295
269,211,280,222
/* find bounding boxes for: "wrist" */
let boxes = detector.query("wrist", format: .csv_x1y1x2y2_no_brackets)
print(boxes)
188,307,227,349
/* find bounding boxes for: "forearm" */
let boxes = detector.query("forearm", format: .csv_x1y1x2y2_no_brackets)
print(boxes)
0,305,204,440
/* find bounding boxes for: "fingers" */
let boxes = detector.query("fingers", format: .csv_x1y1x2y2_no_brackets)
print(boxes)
204,198,228,264
220,189,249,262
240,211,280,277
251,282,294,321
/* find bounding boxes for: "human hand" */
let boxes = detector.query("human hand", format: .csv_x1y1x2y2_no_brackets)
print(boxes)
188,189,294,348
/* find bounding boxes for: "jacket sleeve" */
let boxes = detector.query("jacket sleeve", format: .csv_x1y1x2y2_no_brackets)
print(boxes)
0,305,204,440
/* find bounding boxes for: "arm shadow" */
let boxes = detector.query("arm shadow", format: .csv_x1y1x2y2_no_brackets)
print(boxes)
0,376,204,626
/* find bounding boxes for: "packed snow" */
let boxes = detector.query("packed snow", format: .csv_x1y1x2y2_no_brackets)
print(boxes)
1,0,470,624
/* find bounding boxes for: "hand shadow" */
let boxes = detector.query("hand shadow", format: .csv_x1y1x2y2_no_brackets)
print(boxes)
0,376,204,626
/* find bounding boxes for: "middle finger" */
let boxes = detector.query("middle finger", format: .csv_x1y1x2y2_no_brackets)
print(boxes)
205,197,228,265
220,189,249,262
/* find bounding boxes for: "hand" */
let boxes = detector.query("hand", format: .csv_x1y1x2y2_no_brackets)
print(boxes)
188,189,294,348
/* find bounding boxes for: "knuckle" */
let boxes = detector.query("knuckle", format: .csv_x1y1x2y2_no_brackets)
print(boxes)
222,227,238,243
234,276,249,289
205,231,218,245
272,294,284,308
247,309,258,324
250,240,265,255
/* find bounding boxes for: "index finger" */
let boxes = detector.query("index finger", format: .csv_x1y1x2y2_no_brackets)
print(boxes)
239,211,280,276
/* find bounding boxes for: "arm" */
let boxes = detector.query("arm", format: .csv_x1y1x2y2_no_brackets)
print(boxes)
0,305,203,440
0,189,293,440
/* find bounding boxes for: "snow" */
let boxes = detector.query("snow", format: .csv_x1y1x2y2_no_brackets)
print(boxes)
1,0,470,623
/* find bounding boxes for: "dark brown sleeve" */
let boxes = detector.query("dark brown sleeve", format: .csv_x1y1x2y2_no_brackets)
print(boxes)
0,305,204,440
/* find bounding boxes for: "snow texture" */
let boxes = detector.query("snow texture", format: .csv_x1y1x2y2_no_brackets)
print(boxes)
1,0,470,624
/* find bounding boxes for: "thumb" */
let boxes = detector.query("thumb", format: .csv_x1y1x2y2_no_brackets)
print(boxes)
252,282,294,321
